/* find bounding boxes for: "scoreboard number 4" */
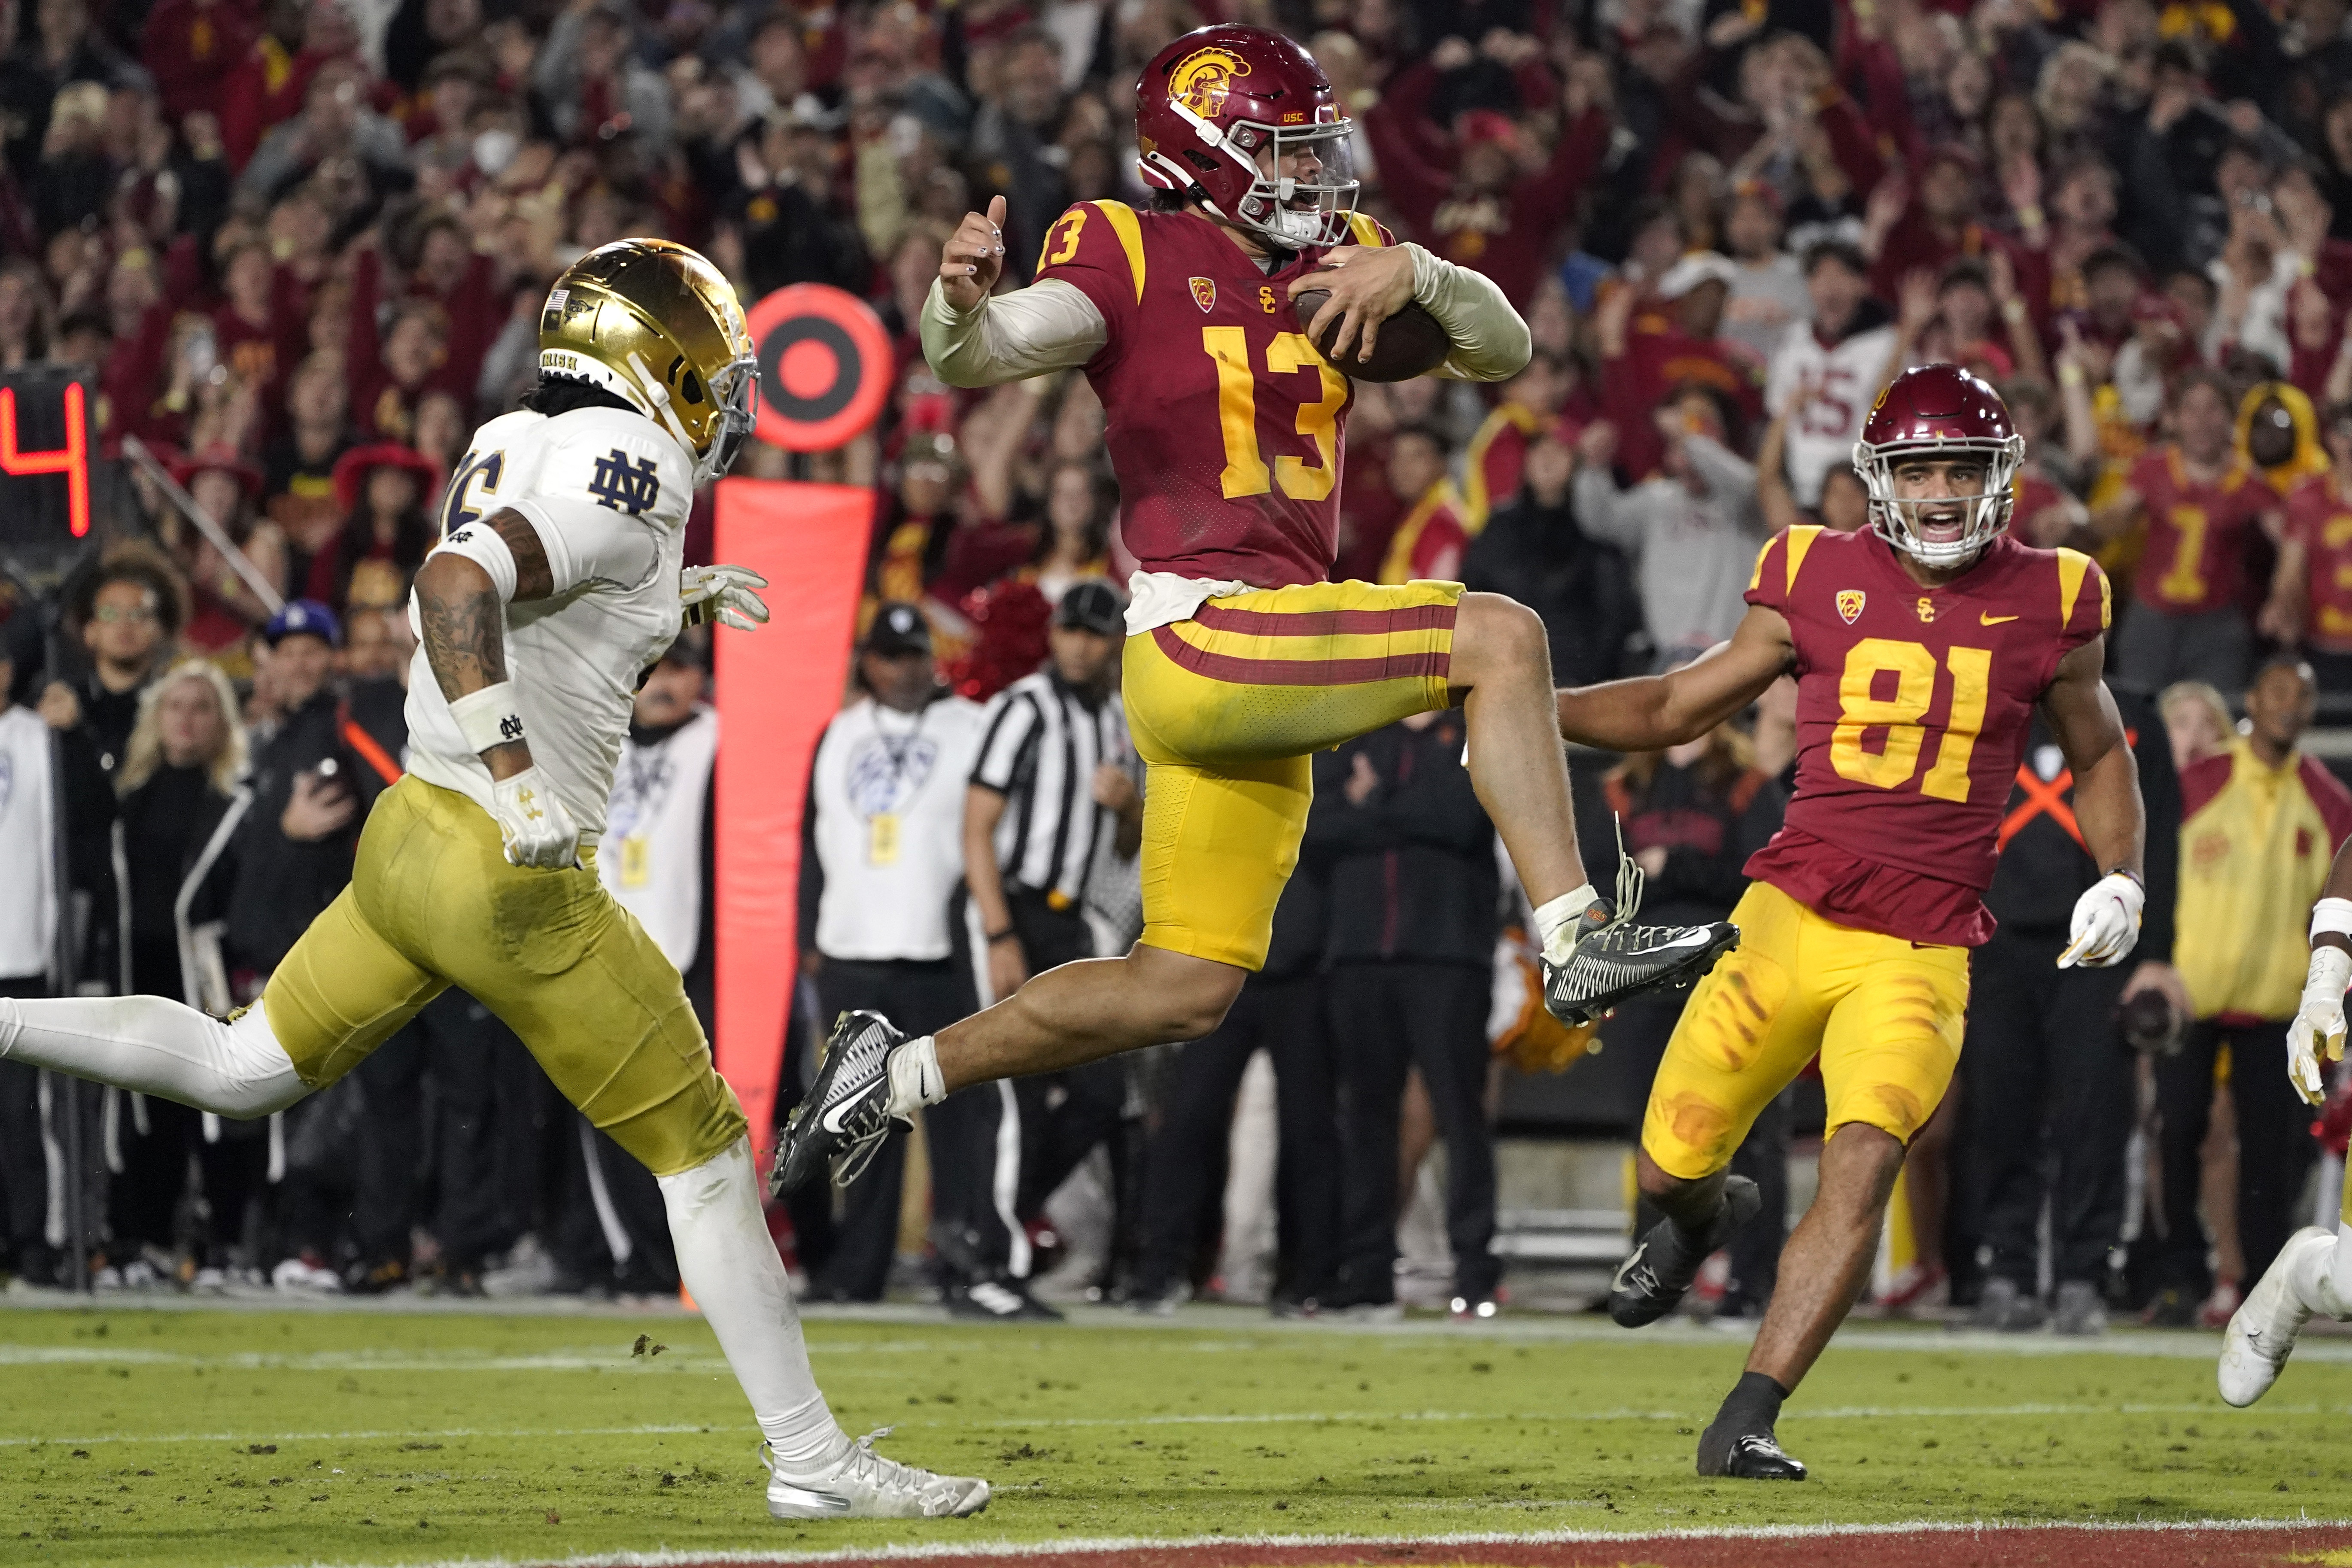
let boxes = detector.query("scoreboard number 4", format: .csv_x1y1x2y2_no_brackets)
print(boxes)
0,380,90,537
1829,637,1992,803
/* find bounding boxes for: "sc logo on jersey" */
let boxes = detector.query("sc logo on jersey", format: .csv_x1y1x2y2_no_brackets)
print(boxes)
589,449,661,516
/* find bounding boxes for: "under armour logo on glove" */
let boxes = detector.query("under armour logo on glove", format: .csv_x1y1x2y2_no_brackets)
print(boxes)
588,449,661,515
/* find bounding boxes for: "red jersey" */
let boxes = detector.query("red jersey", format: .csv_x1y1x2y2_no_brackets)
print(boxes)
2287,475,2352,655
1036,200,1395,588
2125,447,2277,615
1742,526,2111,946
1603,309,1765,480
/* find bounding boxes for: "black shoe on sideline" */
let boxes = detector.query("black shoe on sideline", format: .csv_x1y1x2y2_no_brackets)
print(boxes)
771,1009,903,1197
1609,1175,1762,1328
1696,1422,1808,1480
945,1278,1064,1322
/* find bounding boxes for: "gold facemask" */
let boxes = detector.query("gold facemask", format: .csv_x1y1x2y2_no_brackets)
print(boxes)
538,239,758,483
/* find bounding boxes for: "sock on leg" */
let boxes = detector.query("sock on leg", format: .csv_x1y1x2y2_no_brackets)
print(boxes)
0,996,306,1117
2290,1223,2352,1319
1713,1370,1790,1435
884,1035,945,1118
1534,884,1601,966
656,1137,846,1471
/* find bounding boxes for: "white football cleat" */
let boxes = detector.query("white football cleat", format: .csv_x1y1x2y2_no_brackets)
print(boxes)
2218,1227,2331,1408
763,1428,990,1519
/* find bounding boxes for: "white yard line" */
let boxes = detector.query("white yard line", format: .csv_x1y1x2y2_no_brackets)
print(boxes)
258,1515,2352,1568
7,1399,2333,1449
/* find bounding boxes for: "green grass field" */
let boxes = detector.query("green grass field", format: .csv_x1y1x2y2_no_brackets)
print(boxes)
5,1301,2351,1568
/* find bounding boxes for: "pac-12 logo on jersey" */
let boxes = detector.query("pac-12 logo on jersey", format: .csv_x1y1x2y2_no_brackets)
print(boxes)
588,449,661,515
1191,277,1216,313
1836,590,1865,624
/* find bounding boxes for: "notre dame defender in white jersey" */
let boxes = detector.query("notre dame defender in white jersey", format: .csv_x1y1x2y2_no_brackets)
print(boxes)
0,239,988,1522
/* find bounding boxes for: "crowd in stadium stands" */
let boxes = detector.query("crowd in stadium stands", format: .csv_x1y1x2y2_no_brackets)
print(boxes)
1,0,2351,1328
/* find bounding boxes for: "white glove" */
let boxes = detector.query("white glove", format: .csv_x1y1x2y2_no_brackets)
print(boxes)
491,766,580,870
2058,869,2144,969
2289,944,2352,1107
680,564,771,632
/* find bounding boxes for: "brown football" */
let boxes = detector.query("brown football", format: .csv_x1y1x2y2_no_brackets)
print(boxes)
1291,291,1452,382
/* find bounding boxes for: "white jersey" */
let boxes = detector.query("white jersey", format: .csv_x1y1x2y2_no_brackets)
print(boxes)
1765,321,1899,507
405,404,691,844
809,694,989,962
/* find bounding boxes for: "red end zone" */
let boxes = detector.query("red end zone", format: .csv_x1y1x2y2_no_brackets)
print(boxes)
505,1522,2352,1568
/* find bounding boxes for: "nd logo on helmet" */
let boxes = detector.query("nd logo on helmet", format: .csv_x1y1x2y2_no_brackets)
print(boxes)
1170,47,1249,117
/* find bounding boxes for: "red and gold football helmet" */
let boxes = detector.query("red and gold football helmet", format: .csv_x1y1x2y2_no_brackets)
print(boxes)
1134,25,1359,250
1852,363,2024,567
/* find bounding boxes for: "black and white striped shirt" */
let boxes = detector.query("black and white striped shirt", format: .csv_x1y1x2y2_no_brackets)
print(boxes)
970,671,1130,906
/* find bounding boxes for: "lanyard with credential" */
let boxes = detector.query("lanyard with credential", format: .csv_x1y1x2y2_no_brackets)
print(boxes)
866,705,929,866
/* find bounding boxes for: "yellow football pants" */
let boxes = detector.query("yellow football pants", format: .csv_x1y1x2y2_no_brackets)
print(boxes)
1641,880,1971,1181
1121,578,1462,970
262,776,746,1176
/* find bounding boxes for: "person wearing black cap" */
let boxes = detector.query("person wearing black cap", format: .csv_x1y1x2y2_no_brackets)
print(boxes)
794,602,988,1301
926,579,1141,1317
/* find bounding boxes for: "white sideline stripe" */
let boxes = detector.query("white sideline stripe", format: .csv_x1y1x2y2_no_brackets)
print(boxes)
259,1516,2352,1568
0,1346,925,1373
12,1401,2332,1448
0,1422,712,1449
972,1400,2331,1429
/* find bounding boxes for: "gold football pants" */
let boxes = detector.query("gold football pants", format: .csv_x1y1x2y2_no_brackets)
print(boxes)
1641,880,1971,1181
262,776,746,1176
1121,578,1462,971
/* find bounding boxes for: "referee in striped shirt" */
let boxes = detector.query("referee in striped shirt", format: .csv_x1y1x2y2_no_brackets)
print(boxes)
932,581,1142,1317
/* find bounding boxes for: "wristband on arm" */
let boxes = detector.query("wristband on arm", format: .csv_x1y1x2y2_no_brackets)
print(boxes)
2313,897,2352,946
449,681,527,754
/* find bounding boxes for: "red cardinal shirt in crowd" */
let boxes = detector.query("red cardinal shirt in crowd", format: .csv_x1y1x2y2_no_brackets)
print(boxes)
2287,475,2352,656
2124,447,2277,616
1739,525,2110,947
1035,199,1396,589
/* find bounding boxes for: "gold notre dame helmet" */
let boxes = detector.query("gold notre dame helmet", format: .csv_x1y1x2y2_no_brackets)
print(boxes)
538,239,758,483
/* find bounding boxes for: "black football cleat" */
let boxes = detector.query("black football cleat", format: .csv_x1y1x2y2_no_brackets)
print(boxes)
1697,1424,1808,1480
1543,838,1737,1026
1609,1175,1762,1328
770,1010,903,1198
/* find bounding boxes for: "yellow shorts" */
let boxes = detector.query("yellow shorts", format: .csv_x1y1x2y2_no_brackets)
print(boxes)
1641,880,1970,1181
1123,578,1462,969
262,776,747,1176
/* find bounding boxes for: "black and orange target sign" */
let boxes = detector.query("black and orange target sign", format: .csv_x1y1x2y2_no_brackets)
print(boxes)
746,284,894,453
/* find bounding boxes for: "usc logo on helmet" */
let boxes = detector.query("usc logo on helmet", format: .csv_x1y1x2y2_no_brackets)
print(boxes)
1170,47,1249,118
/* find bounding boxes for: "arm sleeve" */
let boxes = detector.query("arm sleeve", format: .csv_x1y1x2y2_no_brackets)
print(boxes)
1410,243,1534,382
920,278,1109,389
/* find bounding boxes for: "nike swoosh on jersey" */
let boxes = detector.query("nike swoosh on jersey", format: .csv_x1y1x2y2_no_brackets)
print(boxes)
1980,613,2019,625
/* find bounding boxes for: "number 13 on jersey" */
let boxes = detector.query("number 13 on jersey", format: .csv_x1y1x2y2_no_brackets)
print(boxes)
1203,326,1347,503
1829,637,1993,803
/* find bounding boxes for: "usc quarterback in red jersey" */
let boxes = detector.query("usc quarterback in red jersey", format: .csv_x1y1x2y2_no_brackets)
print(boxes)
1556,364,2148,1480
775,26,1736,1222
